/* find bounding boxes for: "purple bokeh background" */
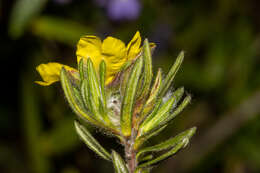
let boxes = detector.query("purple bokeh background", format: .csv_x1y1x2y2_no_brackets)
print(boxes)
95,0,142,21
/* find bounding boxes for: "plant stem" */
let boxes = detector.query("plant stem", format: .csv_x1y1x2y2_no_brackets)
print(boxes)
124,130,137,173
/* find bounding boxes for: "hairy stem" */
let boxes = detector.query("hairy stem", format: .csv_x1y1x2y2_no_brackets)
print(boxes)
124,130,137,173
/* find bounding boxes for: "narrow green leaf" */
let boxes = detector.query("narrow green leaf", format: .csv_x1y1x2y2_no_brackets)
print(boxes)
138,39,153,98
87,58,101,105
81,81,117,133
158,95,191,128
137,127,196,167
79,58,88,80
99,60,107,113
80,79,91,111
74,121,111,161
134,168,150,173
137,127,196,159
172,87,185,107
79,59,84,80
139,142,183,168
139,69,162,122
139,154,153,163
120,63,134,96
139,99,162,130
111,150,129,173
134,124,167,150
121,58,143,136
141,87,184,133
99,97,106,117
64,66,84,109
80,62,113,128
72,87,85,109
98,60,113,126
86,59,107,122
159,51,184,97
81,79,104,123
148,69,162,103
60,68,101,127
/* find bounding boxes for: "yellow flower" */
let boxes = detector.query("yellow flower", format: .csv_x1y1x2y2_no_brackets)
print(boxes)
35,63,77,86
36,31,142,86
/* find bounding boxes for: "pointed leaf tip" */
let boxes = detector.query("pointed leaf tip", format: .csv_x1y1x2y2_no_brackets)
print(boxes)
138,38,153,99
137,127,196,168
159,51,184,97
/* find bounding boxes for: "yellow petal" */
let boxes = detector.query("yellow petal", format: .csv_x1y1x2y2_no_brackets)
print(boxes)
102,36,126,60
105,75,114,85
76,35,102,67
126,31,141,60
35,62,76,86
102,36,127,82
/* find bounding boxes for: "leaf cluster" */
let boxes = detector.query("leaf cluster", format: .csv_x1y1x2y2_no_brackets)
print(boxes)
60,39,196,173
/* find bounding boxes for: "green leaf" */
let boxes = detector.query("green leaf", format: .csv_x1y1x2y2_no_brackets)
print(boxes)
137,127,196,168
138,154,153,163
147,69,162,104
87,58,101,104
81,79,118,133
81,79,96,119
141,87,184,134
82,78,107,124
79,58,88,81
63,66,83,110
121,57,143,136
111,150,129,173
139,98,162,131
137,127,195,158
159,51,184,97
134,168,150,173
60,68,101,127
72,87,85,110
138,69,162,123
134,124,167,150
99,60,107,114
138,39,153,98
120,63,134,97
74,121,111,161
86,59,107,122
139,142,182,168
158,95,191,128
9,0,47,38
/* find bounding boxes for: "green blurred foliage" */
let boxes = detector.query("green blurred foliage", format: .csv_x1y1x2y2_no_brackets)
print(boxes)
1,0,260,173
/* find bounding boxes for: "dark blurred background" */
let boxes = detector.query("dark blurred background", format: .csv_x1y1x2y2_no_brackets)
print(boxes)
1,0,260,173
